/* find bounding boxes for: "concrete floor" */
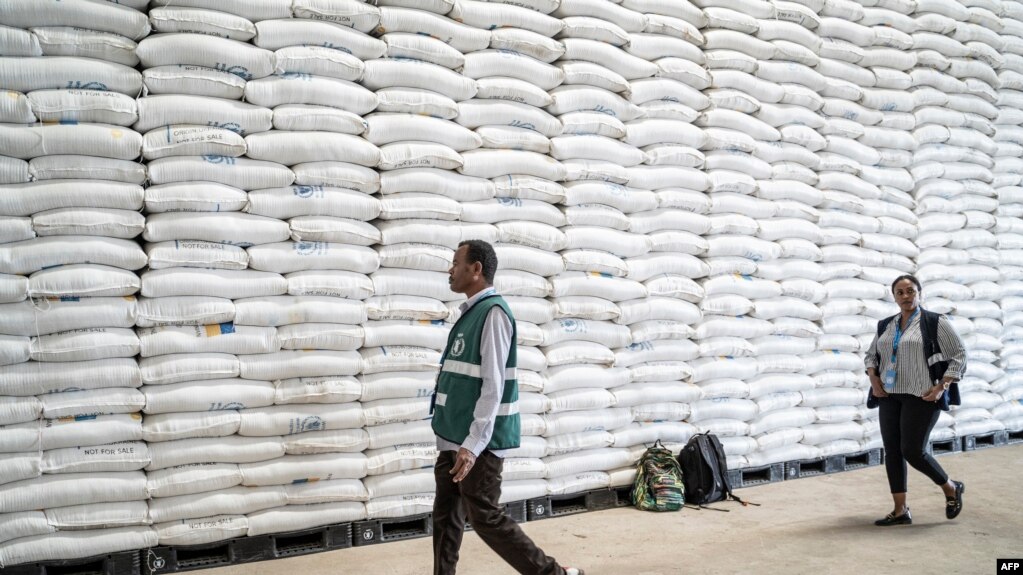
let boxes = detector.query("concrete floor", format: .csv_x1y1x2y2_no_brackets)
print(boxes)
207,443,1022,575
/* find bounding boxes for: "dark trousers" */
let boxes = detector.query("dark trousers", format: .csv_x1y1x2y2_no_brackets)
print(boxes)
878,394,949,493
433,450,563,575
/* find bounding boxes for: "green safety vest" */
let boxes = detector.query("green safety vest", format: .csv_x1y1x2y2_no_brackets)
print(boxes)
431,293,520,450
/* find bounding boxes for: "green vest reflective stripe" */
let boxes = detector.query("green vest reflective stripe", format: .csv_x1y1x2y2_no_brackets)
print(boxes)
432,293,520,450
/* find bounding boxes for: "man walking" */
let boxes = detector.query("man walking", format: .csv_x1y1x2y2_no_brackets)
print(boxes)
431,239,583,575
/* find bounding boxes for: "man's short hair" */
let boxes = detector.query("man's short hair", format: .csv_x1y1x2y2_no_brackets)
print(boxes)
458,239,498,283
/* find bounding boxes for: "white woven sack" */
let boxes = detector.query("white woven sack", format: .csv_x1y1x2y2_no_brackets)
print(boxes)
40,441,149,474
27,207,139,239
548,85,642,120
239,453,367,486
542,408,633,437
364,114,480,152
563,182,657,213
0,23,42,57
147,156,295,190
147,485,287,523
40,413,143,451
31,26,138,68
291,0,380,32
246,242,378,275
247,502,365,536
153,515,247,547
490,29,565,63
146,437,280,471
362,397,431,426
0,56,142,97
0,157,30,186
361,58,477,101
250,187,376,220
236,401,368,435
141,126,246,160
240,350,363,381
144,212,288,247
359,346,440,374
143,182,246,214
149,6,256,40
0,396,41,426
244,131,379,167
0,527,157,567
0,123,141,161
251,17,384,59
361,320,448,350
135,34,272,81
142,65,245,100
2,358,140,397
26,265,137,298
0,336,30,367
0,296,136,337
235,295,365,327
143,269,285,300
456,100,562,138
0,236,146,276
459,149,566,181
139,324,280,357
379,168,493,202
27,89,136,126
376,243,451,273
245,76,376,117
380,32,462,69
3,0,150,38
29,327,137,362
138,353,234,387
462,50,565,91
555,0,647,32
142,411,242,443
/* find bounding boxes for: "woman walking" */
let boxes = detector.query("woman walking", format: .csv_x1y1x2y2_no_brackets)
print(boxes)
865,274,968,526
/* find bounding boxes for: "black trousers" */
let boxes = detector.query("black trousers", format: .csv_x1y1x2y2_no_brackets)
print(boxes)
433,450,563,575
878,394,949,493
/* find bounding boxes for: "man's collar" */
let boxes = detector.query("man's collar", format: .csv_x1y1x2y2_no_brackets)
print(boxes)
460,286,497,312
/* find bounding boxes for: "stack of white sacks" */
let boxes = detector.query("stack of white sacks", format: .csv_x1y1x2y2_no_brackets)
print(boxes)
0,0,159,566
910,0,1008,442
994,2,1023,433
136,1,383,545
807,0,918,461
700,0,829,468
5,0,1023,567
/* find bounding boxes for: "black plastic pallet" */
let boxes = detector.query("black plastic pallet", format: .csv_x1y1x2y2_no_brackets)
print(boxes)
784,457,830,480
1007,428,1023,444
463,500,527,532
141,535,272,574
929,437,962,456
727,463,785,488
962,430,1009,451
351,513,431,547
140,523,351,575
611,485,633,507
828,448,883,472
526,488,618,520
1,551,139,575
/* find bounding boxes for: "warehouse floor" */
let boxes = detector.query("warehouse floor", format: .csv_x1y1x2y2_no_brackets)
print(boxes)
205,444,1022,575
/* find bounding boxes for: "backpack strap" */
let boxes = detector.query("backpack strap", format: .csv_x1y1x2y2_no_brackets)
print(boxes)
708,434,760,508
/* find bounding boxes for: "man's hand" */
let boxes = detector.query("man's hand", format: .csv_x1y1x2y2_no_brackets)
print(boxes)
450,448,477,483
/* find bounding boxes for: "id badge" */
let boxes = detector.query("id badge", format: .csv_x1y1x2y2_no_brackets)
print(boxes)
882,368,897,392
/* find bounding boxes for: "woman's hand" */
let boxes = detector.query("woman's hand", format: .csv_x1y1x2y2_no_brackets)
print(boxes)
869,375,888,398
921,384,945,402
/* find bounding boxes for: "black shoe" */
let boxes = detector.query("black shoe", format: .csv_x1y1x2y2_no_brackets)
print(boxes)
946,481,965,519
875,508,912,526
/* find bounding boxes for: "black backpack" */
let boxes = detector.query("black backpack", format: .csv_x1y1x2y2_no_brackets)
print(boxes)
678,433,755,509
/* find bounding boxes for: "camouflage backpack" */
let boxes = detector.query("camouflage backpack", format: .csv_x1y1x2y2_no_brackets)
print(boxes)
633,440,684,512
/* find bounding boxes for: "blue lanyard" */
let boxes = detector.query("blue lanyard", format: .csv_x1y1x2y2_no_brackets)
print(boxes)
891,309,918,363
